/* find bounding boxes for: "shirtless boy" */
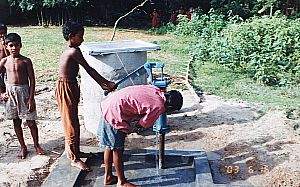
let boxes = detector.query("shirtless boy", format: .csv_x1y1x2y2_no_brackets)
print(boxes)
55,21,115,171
0,33,44,159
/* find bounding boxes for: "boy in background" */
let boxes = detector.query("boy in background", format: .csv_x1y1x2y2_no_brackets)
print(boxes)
0,33,44,159
0,23,8,93
56,21,115,171
98,85,183,186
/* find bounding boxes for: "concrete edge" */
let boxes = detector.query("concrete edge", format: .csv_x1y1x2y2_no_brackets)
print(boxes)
194,155,215,187
42,152,87,187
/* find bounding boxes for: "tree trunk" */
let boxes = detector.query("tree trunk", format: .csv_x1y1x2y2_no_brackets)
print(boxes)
61,9,63,25
270,5,273,17
40,8,44,26
37,11,41,26
61,7,64,25
49,13,52,26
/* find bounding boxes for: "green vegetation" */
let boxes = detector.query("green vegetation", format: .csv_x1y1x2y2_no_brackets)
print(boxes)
157,36,300,110
154,11,300,111
202,16,300,86
173,11,300,86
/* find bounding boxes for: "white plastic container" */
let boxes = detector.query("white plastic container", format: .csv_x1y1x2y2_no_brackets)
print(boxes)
79,40,160,134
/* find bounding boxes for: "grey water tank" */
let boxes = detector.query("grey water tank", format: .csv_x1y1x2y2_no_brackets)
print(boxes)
79,40,160,134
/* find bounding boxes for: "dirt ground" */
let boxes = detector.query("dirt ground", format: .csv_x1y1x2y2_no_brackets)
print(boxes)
0,79,299,187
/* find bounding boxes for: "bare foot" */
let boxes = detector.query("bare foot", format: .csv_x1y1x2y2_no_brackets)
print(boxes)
71,160,92,172
104,175,118,185
35,145,45,155
17,147,28,159
117,181,138,187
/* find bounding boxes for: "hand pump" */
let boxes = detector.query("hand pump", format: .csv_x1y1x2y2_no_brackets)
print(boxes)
144,62,170,169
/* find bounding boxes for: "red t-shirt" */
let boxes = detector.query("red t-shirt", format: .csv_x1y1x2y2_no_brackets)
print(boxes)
101,85,166,133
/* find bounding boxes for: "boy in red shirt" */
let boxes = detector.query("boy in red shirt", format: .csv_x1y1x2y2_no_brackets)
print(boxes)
98,85,183,186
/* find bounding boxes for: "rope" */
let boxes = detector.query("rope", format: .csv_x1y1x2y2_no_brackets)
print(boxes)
116,53,135,85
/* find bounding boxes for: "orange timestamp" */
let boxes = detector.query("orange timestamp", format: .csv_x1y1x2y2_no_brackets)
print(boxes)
223,164,270,174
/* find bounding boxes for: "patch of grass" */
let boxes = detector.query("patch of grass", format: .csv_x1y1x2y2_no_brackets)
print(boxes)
190,60,300,110
150,37,193,76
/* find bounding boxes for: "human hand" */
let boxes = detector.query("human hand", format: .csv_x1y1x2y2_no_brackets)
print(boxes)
102,81,116,92
27,98,36,112
106,81,116,91
0,37,4,44
129,115,145,133
130,120,147,134
0,92,8,102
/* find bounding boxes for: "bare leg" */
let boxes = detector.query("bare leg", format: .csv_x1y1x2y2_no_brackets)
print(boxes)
113,149,136,187
13,118,27,159
103,148,118,185
27,120,44,155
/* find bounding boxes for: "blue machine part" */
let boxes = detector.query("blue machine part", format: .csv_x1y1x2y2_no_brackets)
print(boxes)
144,62,170,89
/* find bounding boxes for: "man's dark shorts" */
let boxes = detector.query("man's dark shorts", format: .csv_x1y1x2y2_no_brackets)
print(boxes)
97,119,126,150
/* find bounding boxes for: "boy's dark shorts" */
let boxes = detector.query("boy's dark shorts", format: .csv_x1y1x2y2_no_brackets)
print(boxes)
97,119,126,150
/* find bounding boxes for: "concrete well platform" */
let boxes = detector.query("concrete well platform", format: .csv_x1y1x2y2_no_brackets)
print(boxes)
43,147,213,187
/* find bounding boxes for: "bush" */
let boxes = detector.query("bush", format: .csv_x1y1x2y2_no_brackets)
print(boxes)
174,9,227,37
190,15,300,86
225,16,298,85
148,23,176,35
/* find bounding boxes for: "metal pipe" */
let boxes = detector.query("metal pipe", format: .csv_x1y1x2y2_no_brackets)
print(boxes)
104,65,145,96
158,133,165,169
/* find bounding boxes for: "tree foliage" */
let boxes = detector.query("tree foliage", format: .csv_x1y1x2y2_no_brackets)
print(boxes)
6,0,89,25
210,0,300,18
3,0,300,26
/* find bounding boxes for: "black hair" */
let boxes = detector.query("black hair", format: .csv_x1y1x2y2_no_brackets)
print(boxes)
5,33,21,45
165,90,183,111
62,21,84,41
0,23,7,32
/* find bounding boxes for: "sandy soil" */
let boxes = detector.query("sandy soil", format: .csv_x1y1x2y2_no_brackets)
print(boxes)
0,80,299,187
